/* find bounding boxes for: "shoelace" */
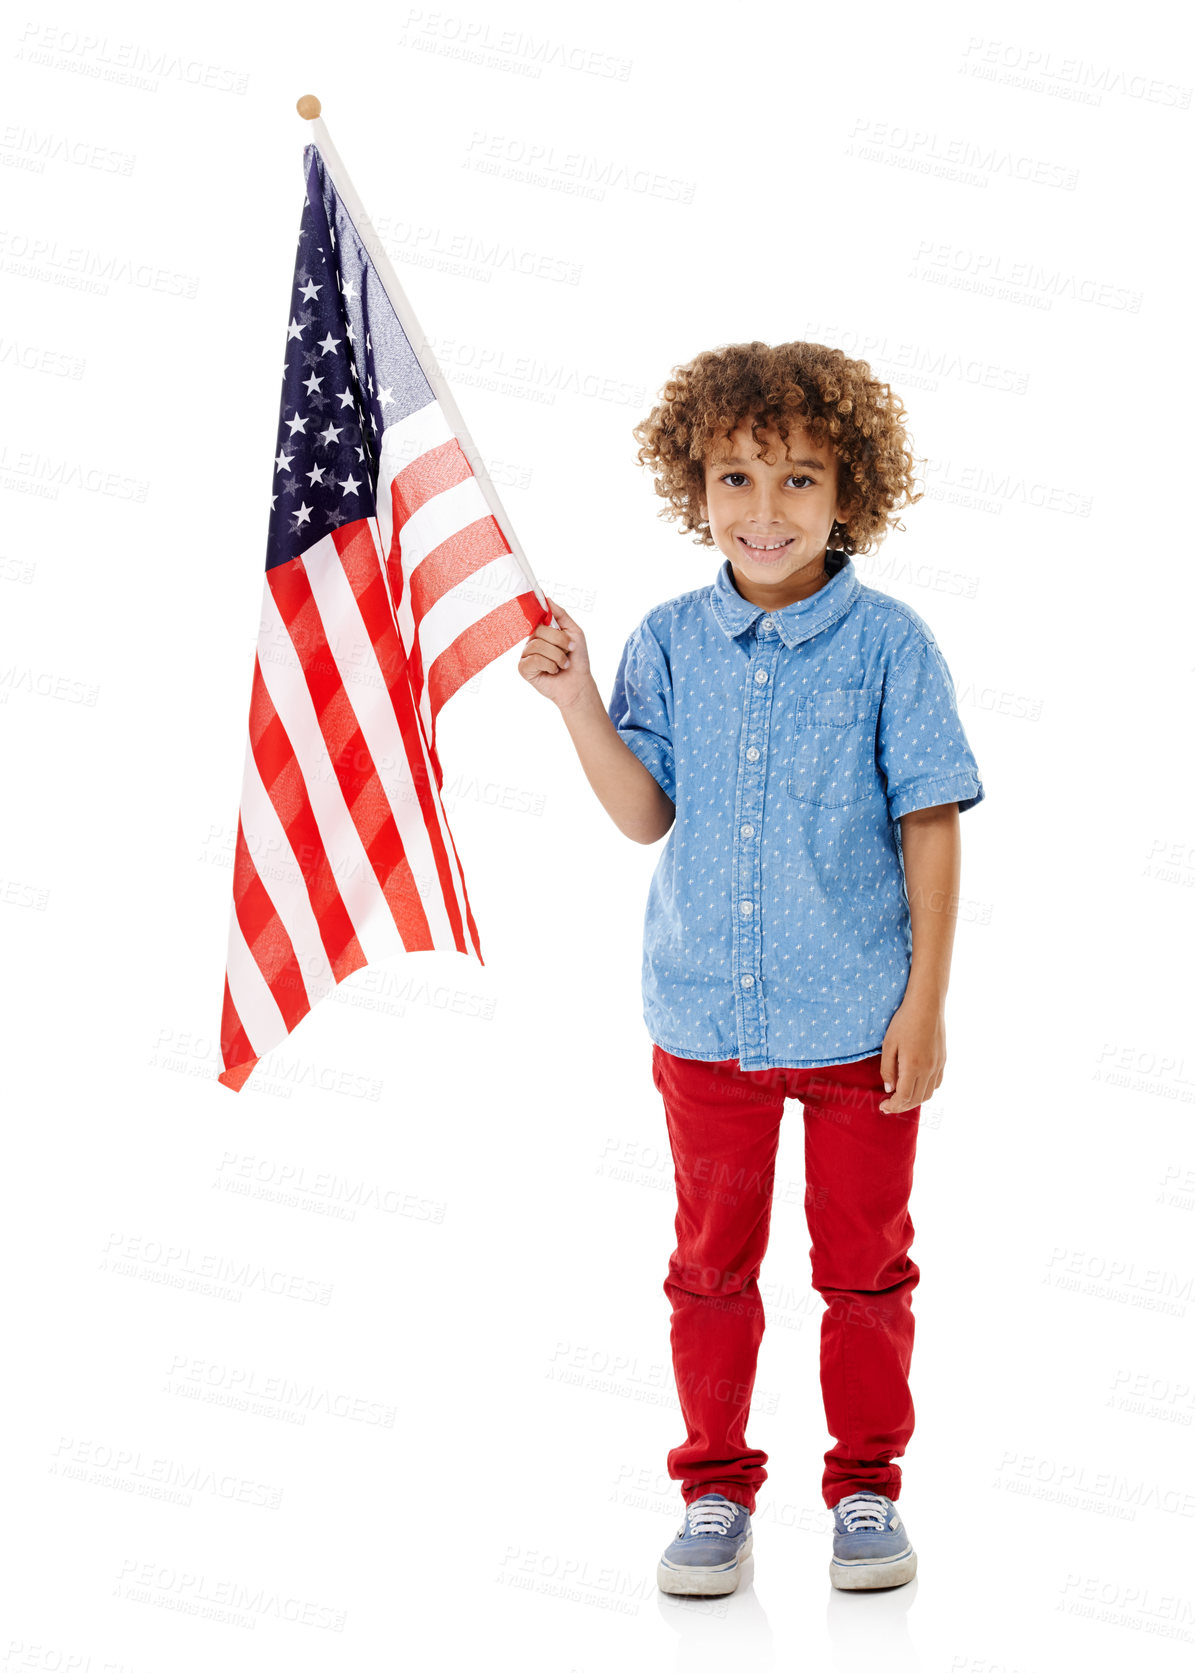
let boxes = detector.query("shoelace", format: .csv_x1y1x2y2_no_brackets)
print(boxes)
685,1498,740,1538
836,1492,891,1533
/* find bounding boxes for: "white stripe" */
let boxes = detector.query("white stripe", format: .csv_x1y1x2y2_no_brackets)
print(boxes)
411,549,532,743
255,555,403,968
223,880,286,1066
364,522,480,957
238,741,335,1008
373,411,532,739
384,403,454,471
374,403,452,584
303,535,462,947
397,476,492,571
391,471,498,732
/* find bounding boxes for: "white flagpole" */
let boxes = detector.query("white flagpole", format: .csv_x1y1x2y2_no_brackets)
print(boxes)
293,95,557,627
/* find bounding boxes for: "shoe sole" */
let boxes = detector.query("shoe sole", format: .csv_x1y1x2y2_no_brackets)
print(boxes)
657,1532,753,1596
829,1545,917,1590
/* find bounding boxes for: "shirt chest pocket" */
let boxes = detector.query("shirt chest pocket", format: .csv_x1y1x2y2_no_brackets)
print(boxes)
788,685,883,808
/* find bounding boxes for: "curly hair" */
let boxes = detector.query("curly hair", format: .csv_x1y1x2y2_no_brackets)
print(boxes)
632,340,924,556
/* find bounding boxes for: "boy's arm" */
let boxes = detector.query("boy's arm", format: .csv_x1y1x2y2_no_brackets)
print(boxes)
559,679,676,845
879,801,961,1113
519,595,676,846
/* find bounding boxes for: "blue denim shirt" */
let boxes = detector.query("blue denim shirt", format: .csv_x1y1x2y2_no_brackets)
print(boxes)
607,552,985,1070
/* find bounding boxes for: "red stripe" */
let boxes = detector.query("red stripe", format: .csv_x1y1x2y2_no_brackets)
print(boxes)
217,976,257,1091
336,521,471,955
248,649,368,986
226,804,310,1037
426,591,549,750
391,437,472,524
437,799,485,966
391,514,513,714
268,538,438,956
409,512,511,624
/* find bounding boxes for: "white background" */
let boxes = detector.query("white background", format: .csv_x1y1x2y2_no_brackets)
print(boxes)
3,0,1193,1667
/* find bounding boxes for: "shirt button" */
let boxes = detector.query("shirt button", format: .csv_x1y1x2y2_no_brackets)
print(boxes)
746,746,760,762
740,823,754,839
739,900,753,916
754,669,769,684
740,973,755,988
760,618,775,634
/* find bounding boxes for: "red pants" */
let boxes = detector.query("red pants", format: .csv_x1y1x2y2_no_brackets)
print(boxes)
651,1044,921,1513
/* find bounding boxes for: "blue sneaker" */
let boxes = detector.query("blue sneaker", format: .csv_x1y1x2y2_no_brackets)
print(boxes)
829,1490,917,1589
657,1493,753,1596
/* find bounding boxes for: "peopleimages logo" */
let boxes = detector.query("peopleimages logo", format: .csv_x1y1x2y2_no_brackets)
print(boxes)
958,37,1191,109
908,240,1142,312
1043,1246,1193,1316
397,9,633,80
15,22,251,94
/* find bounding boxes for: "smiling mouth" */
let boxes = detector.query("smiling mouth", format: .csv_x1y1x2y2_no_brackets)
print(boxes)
738,535,794,554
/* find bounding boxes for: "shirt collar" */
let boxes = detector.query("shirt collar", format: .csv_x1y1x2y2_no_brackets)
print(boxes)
708,551,860,648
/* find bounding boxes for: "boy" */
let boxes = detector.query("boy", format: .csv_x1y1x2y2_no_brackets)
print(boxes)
518,340,984,1597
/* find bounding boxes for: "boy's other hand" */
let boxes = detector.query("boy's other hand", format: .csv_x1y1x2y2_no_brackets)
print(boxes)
878,994,946,1114
518,595,593,711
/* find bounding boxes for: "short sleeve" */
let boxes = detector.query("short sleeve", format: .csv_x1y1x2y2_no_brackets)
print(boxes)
877,636,985,819
607,619,676,804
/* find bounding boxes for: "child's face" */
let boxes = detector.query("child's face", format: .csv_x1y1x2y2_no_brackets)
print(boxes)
700,419,846,597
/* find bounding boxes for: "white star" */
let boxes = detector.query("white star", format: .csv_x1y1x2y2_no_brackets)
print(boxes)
269,491,277,510
342,278,356,302
293,501,314,526
285,411,309,436
299,279,321,302
303,372,324,395
306,463,328,486
274,448,293,474
286,316,304,341
377,385,395,409
336,387,356,409
317,331,341,355
339,474,362,496
329,224,336,248
318,422,343,446
345,320,356,345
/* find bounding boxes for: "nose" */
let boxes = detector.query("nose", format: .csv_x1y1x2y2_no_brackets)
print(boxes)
745,479,787,524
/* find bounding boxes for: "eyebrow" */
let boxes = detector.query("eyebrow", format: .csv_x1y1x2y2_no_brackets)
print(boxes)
715,455,827,471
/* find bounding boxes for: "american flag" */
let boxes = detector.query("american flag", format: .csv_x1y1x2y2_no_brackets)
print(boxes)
217,120,551,1092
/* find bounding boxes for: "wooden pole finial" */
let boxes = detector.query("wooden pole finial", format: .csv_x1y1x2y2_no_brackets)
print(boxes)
296,95,321,119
